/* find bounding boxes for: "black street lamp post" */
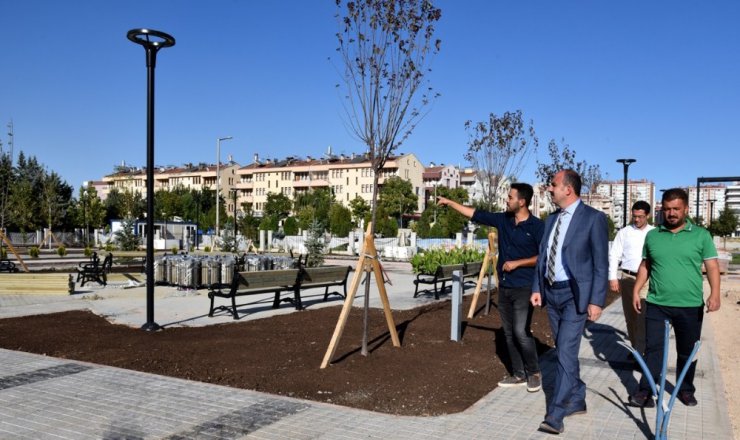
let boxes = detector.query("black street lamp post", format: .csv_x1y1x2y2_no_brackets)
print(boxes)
616,158,636,228
127,28,175,332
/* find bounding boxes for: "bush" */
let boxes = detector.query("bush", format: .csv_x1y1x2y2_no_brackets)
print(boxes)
104,243,115,252
410,246,486,275
0,247,6,259
28,246,40,258
204,246,211,253
170,246,179,255
84,246,93,257
56,246,67,257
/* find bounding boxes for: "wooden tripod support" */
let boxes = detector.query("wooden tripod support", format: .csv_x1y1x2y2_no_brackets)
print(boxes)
320,223,400,369
467,230,498,319
0,229,29,272
40,229,63,248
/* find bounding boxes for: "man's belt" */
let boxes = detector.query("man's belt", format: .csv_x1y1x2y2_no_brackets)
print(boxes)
621,269,638,277
547,280,570,289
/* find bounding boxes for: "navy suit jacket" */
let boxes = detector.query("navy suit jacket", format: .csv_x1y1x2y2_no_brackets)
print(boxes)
532,201,609,314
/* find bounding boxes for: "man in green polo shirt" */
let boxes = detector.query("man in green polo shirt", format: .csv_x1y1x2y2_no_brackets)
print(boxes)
628,188,721,408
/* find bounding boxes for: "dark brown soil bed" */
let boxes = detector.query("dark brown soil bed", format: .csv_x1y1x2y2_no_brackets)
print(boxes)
0,292,617,416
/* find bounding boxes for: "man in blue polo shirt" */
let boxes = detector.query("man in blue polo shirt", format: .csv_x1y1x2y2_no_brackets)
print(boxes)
437,183,544,392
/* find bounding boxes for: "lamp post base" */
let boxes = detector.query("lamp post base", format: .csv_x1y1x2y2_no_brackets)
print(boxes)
141,322,162,332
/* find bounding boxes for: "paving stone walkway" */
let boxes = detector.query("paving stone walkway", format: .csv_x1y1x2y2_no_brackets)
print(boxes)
0,277,733,439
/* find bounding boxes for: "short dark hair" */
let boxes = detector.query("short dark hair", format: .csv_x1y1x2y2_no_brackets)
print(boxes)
561,169,582,196
510,183,534,206
632,200,651,215
662,188,689,205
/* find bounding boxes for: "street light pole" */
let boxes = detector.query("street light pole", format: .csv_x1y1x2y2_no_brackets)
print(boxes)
616,158,636,228
127,28,175,332
215,136,233,245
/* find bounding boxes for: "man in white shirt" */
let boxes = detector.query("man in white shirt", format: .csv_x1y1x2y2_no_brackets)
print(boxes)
608,201,654,356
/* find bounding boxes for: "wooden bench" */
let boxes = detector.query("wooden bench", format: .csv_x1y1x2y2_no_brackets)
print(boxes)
208,268,302,320
413,262,482,300
110,251,147,273
0,273,75,295
76,253,113,287
300,265,352,301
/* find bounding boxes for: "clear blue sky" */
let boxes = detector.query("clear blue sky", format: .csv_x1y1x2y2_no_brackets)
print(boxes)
2,0,739,194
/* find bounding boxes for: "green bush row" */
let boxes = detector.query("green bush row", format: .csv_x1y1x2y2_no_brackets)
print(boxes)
410,246,486,275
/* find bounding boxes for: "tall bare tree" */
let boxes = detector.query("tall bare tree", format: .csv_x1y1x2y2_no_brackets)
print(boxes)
334,0,442,355
464,110,538,210
535,138,603,204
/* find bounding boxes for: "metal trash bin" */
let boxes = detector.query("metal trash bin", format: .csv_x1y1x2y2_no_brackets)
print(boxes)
220,256,236,285
200,257,221,288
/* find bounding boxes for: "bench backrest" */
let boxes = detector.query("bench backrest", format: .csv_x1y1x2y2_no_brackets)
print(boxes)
464,261,482,277
301,266,351,285
235,269,300,290
437,264,464,278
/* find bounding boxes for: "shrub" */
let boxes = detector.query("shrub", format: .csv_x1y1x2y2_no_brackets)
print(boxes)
410,246,486,275
84,246,93,257
204,246,211,253
56,245,67,257
170,246,179,255
0,247,7,259
104,243,116,252
28,246,40,258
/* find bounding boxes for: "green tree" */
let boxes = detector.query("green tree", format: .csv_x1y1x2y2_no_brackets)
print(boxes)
114,217,140,251
259,214,279,232
264,192,292,221
40,171,72,232
0,151,13,229
349,195,370,228
708,209,739,248
296,206,317,230
283,216,299,236
238,204,261,242
74,185,106,246
329,204,353,236
415,187,468,238
294,188,335,228
304,219,325,267
464,110,538,209
377,176,418,228
8,180,36,233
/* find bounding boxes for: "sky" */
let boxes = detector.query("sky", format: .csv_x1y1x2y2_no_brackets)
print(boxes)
1,0,739,194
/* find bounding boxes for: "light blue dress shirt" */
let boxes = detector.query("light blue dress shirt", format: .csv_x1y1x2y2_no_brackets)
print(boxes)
547,199,581,282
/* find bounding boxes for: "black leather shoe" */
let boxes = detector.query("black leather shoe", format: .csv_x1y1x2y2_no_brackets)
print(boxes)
678,391,698,406
628,390,655,408
538,421,564,435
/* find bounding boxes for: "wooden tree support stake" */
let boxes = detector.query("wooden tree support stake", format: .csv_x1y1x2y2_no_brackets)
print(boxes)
467,230,498,319
321,223,400,369
0,229,30,272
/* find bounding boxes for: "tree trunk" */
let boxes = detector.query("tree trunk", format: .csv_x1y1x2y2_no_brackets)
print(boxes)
361,173,381,356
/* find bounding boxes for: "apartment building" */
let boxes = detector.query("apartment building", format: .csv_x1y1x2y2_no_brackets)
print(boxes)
100,162,241,212
422,163,460,209
596,179,656,227
687,184,726,225
234,153,425,217
725,183,740,236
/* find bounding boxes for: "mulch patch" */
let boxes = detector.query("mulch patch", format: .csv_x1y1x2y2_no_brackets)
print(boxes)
0,292,617,416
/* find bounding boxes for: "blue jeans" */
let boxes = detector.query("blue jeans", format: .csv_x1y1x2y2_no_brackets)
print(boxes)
639,303,703,394
544,283,588,428
498,286,540,377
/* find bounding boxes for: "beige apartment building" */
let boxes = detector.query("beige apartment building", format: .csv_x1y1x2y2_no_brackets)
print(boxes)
235,153,425,217
100,162,242,213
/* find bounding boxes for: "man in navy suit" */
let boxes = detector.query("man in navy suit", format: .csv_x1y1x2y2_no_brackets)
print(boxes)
530,169,609,435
